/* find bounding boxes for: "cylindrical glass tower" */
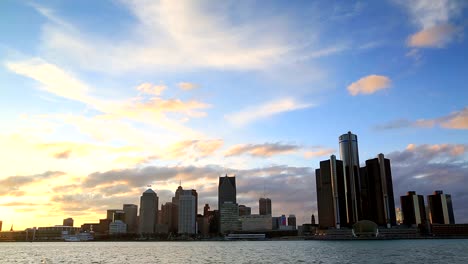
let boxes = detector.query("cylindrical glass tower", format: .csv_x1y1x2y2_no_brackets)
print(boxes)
339,131,360,224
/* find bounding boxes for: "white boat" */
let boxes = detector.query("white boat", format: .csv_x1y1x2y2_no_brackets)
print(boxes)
64,236,80,242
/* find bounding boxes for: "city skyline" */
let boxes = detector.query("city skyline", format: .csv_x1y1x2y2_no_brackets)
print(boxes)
1,1,467,230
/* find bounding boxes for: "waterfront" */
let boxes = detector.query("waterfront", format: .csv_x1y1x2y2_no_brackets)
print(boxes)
2,240,468,263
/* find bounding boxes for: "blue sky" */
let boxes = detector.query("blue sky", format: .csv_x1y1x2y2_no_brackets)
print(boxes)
0,0,467,229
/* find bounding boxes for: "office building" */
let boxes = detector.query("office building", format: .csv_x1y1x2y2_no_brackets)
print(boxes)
240,215,272,231
288,214,297,229
361,154,396,227
259,198,272,215
139,188,158,234
106,209,120,221
123,204,138,233
315,155,347,229
218,175,236,210
178,190,197,234
238,205,251,216
339,131,361,224
109,220,127,234
220,202,240,233
400,191,426,226
63,218,74,227
161,202,177,233
428,190,455,224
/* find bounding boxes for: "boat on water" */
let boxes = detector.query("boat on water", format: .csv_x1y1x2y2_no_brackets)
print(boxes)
225,234,266,241
64,236,80,242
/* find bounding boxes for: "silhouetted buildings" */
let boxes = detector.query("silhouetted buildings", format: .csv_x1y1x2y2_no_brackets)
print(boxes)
139,188,158,234
400,191,426,226
63,218,74,227
316,132,397,229
123,204,138,233
259,198,272,215
238,205,251,216
0,221,2,232
428,190,455,224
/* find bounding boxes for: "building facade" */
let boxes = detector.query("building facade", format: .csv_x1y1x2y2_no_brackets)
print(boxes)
339,131,361,224
259,198,272,215
315,155,347,229
63,218,74,227
220,202,240,233
361,154,397,227
240,215,272,231
400,191,426,227
178,190,197,234
428,190,455,224
218,175,236,210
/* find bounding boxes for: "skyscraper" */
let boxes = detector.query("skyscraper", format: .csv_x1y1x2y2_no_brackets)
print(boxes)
315,155,347,229
361,154,396,227
428,190,455,224
339,131,361,224
259,198,272,215
400,191,426,226
178,190,197,234
123,204,138,233
139,188,158,234
218,175,236,210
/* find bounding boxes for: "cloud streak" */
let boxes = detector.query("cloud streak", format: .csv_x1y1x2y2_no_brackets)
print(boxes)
225,98,313,126
376,107,468,130
225,143,300,158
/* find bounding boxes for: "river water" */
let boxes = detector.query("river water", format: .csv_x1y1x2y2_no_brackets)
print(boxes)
1,240,468,263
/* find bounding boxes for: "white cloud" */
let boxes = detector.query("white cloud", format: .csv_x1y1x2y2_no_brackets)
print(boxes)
36,1,292,73
347,75,391,96
225,98,314,126
136,83,166,96
397,0,465,48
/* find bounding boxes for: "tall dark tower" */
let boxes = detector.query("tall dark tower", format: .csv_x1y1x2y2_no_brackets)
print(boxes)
259,198,272,215
400,191,426,226
218,175,236,210
361,154,396,227
139,188,158,234
315,155,347,229
339,131,361,224
427,190,455,224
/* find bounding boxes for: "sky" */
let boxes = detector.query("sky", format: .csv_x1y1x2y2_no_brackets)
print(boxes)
0,0,467,230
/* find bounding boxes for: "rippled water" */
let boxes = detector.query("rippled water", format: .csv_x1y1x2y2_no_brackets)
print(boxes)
1,240,468,263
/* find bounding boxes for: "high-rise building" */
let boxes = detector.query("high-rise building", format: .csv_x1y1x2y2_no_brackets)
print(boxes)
311,214,316,225
139,188,158,234
123,204,138,233
360,154,396,227
315,155,347,229
63,218,74,227
238,205,251,216
339,131,361,224
218,175,236,210
178,190,197,234
400,191,426,226
0,221,2,232
428,190,455,224
288,214,297,229
259,198,272,215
